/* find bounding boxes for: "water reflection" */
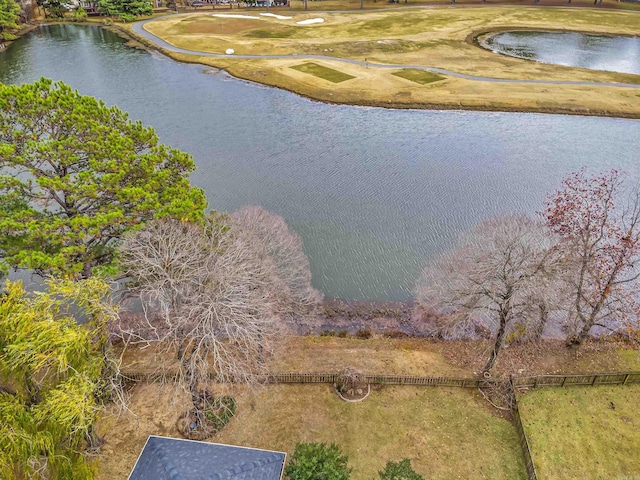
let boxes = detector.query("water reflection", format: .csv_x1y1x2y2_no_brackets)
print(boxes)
484,31,640,75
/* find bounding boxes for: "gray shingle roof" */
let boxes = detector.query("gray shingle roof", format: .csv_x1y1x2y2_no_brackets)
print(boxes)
128,436,286,480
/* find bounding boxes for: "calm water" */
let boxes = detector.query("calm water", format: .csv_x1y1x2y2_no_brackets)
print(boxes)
1,25,639,300
484,31,640,75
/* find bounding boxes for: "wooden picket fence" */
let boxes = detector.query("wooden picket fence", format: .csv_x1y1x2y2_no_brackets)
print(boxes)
512,394,538,480
264,373,497,388
122,370,640,389
512,371,640,389
121,371,497,388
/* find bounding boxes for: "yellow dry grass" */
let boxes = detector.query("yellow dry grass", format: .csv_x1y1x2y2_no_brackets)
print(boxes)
269,336,468,375
95,382,526,480
115,336,640,378
145,7,640,81
115,336,468,376
285,0,640,11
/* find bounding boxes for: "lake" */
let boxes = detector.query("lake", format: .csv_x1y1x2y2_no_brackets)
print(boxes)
1,24,639,300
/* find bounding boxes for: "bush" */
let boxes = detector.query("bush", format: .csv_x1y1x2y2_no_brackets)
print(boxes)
48,5,66,17
378,459,424,480
118,12,136,22
354,328,372,339
382,330,409,339
74,6,87,21
285,442,351,480
203,395,237,431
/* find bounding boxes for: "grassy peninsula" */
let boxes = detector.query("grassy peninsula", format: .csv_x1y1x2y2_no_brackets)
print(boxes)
125,5,640,117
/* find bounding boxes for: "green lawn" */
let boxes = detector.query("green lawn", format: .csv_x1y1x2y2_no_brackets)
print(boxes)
518,385,640,479
290,62,356,83
392,68,445,84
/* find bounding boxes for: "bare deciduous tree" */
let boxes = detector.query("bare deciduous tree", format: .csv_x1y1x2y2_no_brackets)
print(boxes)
415,215,560,373
544,169,640,345
232,205,323,320
116,208,322,435
117,214,283,434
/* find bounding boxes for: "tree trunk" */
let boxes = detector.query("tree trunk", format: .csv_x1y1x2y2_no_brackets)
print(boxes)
483,313,508,373
532,303,548,340
575,321,594,344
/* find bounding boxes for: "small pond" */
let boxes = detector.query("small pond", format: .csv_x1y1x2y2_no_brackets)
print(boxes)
482,31,640,75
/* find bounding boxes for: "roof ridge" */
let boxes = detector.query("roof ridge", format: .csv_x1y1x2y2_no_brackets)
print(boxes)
149,437,183,480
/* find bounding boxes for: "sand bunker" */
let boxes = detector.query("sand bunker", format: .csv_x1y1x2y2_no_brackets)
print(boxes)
209,13,324,26
211,14,261,19
260,13,292,20
296,18,325,25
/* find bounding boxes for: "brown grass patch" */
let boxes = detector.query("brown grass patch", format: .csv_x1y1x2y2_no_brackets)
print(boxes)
269,336,467,375
179,17,265,35
116,337,640,379
95,382,526,480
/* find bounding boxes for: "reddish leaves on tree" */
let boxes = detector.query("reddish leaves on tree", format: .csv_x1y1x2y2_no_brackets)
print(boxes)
543,169,640,343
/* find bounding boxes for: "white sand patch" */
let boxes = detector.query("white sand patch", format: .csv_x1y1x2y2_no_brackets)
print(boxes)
211,14,261,19
295,18,324,25
260,13,292,20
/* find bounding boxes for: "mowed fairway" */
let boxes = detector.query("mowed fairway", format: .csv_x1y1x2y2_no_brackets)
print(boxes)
137,7,640,116
96,383,526,480
518,385,640,479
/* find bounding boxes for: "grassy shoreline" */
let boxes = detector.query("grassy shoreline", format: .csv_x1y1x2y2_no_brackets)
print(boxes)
117,6,640,118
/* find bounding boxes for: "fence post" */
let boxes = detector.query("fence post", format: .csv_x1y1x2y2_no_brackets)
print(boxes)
623,373,630,385
561,376,567,387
